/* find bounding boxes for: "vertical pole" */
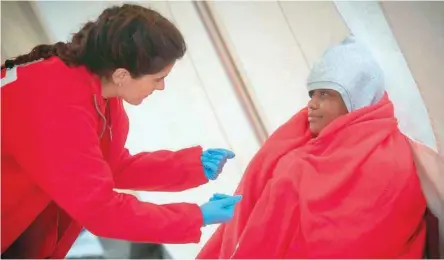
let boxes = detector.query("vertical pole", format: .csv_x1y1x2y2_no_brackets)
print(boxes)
193,1,269,144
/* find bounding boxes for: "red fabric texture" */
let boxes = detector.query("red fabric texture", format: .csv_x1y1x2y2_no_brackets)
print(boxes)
198,93,426,258
1,57,208,258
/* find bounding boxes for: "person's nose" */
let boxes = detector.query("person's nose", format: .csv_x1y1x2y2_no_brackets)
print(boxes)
308,96,320,110
155,80,165,91
157,83,165,91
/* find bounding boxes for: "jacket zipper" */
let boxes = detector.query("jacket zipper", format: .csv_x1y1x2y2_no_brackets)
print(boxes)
106,99,113,141
93,95,112,140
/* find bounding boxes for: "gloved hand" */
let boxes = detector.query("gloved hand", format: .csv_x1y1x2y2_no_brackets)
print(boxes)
201,148,235,180
200,194,242,226
209,193,232,201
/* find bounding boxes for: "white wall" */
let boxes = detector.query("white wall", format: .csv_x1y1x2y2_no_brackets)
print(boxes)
1,2,49,62
381,1,444,153
210,0,436,150
334,1,437,150
209,1,311,133
209,1,350,133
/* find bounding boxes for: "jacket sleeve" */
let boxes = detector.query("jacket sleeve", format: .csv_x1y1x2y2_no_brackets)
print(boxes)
112,146,209,192
14,99,204,243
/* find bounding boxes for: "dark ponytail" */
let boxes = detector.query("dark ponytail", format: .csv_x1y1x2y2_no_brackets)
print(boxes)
1,42,68,70
1,4,186,78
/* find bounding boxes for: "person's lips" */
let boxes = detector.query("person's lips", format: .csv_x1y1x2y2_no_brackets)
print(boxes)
308,113,322,122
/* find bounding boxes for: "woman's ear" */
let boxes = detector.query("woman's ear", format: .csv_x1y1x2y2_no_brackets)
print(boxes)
111,68,131,86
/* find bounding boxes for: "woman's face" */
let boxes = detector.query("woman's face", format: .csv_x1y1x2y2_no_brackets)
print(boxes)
111,63,175,105
307,89,348,135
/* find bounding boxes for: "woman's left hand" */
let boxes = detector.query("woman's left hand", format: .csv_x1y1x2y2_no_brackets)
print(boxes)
201,148,235,180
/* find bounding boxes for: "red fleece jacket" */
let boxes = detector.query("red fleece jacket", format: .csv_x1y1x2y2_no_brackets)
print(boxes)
1,57,208,258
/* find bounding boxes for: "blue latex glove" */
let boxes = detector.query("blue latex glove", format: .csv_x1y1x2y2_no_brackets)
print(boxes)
200,194,242,226
209,193,232,201
210,194,240,211
201,148,235,180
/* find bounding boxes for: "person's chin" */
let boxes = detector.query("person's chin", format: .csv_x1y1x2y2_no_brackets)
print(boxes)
134,99,144,106
124,94,151,106
309,123,321,136
125,98,144,106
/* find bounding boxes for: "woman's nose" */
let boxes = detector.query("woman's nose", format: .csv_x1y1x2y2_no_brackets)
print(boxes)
156,82,165,91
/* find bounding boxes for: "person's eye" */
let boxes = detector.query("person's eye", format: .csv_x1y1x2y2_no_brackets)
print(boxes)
155,76,166,82
320,91,328,96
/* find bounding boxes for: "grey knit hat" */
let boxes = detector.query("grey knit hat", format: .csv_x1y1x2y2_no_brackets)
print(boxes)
307,36,385,112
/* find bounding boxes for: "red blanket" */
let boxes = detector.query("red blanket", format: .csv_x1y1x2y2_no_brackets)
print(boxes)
197,93,426,258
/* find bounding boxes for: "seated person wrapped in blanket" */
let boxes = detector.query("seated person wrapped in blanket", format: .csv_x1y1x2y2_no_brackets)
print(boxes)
197,36,428,258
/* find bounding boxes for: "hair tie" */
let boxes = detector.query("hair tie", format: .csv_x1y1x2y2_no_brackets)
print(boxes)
4,60,15,69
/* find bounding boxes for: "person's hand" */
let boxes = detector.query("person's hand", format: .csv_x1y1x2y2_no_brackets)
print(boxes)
209,193,232,201
200,194,242,226
201,148,235,180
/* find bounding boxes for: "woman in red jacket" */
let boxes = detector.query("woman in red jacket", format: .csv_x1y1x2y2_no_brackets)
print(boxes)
1,4,242,258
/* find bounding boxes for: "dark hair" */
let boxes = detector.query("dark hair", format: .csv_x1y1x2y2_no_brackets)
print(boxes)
1,4,187,78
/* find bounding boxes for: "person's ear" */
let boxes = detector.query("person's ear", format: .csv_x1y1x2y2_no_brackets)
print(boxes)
111,68,131,86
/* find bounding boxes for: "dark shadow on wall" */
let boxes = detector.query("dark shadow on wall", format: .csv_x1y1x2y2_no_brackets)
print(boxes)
1,1,50,62
66,229,171,259
67,238,169,259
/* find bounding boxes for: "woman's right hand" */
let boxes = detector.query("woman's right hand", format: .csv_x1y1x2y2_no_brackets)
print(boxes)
200,194,242,226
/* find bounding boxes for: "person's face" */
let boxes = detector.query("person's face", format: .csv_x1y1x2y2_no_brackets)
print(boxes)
307,89,348,135
112,63,175,105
